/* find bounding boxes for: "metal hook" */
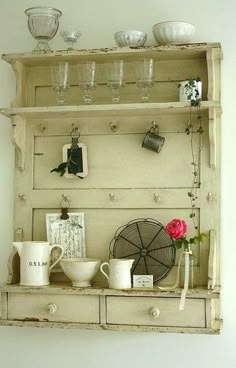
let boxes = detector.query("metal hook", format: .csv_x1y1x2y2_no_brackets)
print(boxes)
109,121,118,133
70,124,80,139
109,193,117,202
150,121,159,135
61,194,71,208
153,193,160,202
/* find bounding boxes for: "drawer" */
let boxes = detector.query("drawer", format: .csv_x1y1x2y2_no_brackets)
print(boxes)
106,296,206,328
8,293,100,323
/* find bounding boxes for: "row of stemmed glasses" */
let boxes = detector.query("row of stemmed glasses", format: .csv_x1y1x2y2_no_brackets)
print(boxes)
51,58,154,105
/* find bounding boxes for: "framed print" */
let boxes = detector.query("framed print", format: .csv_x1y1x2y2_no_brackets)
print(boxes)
62,143,88,179
46,212,86,265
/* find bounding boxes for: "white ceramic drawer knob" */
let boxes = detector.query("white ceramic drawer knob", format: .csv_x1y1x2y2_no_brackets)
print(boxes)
46,303,58,315
149,306,160,319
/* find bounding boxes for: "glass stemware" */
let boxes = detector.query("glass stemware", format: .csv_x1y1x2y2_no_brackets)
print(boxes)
136,58,154,103
60,29,81,50
107,60,125,104
51,62,70,105
25,6,62,53
78,61,96,105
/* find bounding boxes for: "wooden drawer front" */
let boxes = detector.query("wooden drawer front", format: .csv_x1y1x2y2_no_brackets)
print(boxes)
107,297,206,328
8,293,99,323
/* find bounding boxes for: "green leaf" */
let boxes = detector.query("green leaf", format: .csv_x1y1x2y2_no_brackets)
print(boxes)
175,239,184,249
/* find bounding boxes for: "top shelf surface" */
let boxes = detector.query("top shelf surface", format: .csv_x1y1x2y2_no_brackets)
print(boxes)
2,43,222,66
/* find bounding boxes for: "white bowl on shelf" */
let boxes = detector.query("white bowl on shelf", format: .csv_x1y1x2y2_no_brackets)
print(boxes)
60,258,101,287
152,21,196,45
114,30,147,47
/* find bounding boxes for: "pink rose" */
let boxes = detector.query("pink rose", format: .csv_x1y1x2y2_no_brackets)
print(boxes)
165,219,187,240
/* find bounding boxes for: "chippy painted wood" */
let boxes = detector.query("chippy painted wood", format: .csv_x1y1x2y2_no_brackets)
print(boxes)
1,43,221,67
0,283,220,299
99,295,106,324
209,107,222,169
8,293,100,323
0,319,220,334
0,284,220,333
0,43,221,334
28,189,200,208
0,292,8,319
206,48,222,101
11,116,26,171
0,101,220,119
199,106,220,288
10,61,27,108
106,296,205,327
33,132,200,189
208,230,217,290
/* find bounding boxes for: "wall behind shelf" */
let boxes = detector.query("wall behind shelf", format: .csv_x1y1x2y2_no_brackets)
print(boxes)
0,1,235,368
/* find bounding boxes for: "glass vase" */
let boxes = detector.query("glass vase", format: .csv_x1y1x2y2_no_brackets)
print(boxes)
179,252,197,289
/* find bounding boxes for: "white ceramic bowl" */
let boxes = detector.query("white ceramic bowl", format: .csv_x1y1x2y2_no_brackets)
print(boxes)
60,258,101,287
152,21,196,45
114,30,147,47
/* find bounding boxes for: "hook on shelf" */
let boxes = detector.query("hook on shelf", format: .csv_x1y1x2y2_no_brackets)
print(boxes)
109,121,118,133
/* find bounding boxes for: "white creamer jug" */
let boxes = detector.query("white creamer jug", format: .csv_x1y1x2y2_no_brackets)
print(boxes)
13,241,64,286
100,258,134,289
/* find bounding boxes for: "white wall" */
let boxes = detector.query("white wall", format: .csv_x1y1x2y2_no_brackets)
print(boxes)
0,0,235,367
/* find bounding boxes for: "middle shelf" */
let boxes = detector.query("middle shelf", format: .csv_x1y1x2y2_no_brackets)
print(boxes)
0,101,221,119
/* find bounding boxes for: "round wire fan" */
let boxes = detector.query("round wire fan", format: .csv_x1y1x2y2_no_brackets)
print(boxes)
110,218,176,283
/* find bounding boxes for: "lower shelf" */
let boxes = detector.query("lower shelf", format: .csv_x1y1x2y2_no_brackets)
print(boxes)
0,283,221,334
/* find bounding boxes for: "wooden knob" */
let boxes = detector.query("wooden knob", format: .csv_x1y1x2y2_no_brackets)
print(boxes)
46,303,58,315
149,306,160,319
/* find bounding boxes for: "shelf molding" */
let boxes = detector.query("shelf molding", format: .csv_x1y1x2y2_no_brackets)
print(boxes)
208,229,217,290
208,106,221,169
11,115,26,171
1,43,221,66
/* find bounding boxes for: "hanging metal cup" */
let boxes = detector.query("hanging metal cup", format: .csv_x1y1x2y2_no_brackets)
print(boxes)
142,122,165,153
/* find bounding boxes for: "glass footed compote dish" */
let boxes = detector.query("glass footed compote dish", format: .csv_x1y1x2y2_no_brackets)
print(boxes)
107,60,125,104
136,58,155,103
25,6,62,53
78,61,96,105
51,62,70,105
60,29,81,50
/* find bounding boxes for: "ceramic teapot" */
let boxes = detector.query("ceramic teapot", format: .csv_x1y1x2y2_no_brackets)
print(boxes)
13,241,64,286
100,258,134,289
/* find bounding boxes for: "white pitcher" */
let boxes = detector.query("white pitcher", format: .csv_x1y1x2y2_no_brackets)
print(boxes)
13,241,64,286
100,259,134,289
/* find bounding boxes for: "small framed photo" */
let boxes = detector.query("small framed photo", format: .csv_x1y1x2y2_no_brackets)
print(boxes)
46,212,86,266
62,143,88,179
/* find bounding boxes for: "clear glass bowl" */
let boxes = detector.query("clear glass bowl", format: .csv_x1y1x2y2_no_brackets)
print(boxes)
60,29,81,50
25,6,62,53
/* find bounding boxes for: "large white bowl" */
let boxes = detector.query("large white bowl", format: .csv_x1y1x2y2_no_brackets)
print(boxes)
152,21,196,45
60,258,101,287
114,30,147,47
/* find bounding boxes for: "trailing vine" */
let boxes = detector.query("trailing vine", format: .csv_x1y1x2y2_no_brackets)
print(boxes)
185,104,204,229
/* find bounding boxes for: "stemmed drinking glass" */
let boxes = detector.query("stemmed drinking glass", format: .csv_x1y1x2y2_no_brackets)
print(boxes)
78,61,96,105
51,62,70,105
107,60,125,104
136,58,155,103
60,29,81,50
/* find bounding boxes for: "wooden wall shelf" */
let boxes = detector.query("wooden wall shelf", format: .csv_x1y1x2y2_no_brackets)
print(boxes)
0,43,222,334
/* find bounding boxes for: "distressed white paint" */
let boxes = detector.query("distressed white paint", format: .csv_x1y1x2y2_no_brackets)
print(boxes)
0,43,221,333
0,1,234,367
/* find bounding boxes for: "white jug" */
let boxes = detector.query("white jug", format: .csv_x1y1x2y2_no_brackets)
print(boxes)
100,258,134,289
13,241,64,286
